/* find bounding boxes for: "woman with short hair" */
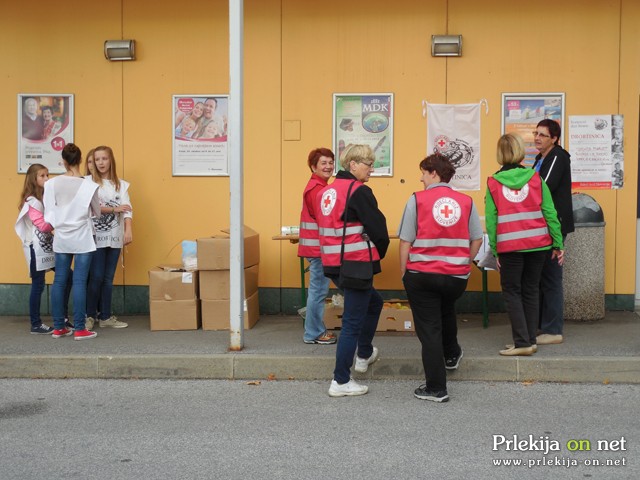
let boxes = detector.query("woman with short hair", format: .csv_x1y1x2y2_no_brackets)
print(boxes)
485,133,564,356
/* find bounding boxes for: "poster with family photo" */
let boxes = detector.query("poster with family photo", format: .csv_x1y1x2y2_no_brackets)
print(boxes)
333,93,394,176
17,94,74,174
172,95,229,176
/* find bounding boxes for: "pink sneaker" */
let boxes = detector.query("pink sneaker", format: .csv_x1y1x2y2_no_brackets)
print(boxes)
52,328,73,339
74,329,97,341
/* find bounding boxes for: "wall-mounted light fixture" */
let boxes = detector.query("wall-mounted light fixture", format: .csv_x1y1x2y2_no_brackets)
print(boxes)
104,40,136,61
431,35,462,57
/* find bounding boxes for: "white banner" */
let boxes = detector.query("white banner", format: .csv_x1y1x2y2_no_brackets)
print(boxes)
426,103,481,190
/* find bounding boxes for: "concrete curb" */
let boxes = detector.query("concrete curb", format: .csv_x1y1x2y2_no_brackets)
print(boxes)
1,354,638,383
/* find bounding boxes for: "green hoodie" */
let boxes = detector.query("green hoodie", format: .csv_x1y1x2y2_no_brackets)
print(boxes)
485,165,564,256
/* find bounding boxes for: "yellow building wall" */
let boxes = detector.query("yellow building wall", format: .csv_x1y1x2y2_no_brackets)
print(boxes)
0,0,638,301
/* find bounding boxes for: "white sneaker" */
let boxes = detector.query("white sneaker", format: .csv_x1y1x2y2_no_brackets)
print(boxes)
354,346,379,373
99,316,128,328
328,378,368,397
85,317,95,331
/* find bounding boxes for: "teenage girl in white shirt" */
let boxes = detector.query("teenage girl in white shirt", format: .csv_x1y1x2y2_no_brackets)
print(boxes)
43,143,101,340
86,146,132,329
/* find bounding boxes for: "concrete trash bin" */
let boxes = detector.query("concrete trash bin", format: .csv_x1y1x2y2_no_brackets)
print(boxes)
563,193,606,321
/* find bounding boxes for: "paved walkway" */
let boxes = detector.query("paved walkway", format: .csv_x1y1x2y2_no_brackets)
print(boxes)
0,311,638,383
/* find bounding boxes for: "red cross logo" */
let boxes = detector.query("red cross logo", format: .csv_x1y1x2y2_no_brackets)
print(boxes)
437,138,447,148
440,204,453,218
323,195,332,208
512,189,520,195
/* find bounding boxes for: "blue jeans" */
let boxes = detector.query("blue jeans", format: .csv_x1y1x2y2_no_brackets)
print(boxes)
87,247,121,320
303,257,331,342
52,252,94,330
28,246,47,329
333,285,383,384
539,247,565,335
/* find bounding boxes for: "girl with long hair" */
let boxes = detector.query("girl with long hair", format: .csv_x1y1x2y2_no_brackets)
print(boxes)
86,146,132,330
15,164,56,334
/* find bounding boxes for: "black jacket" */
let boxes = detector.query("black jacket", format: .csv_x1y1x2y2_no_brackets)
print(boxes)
532,145,575,236
323,170,390,277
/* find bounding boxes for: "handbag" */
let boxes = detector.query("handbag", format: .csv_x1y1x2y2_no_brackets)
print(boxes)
337,181,374,290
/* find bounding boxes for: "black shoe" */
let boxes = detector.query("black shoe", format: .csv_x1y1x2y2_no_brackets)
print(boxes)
414,385,449,402
445,349,463,370
64,318,74,330
30,324,54,335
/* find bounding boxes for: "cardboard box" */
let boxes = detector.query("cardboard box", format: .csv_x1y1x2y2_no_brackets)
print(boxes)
323,302,343,330
149,266,198,301
197,226,260,270
150,299,200,331
322,299,415,332
379,300,414,332
201,291,260,330
199,264,259,300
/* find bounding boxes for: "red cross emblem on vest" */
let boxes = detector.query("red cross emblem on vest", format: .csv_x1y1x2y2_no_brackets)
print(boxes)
440,204,453,218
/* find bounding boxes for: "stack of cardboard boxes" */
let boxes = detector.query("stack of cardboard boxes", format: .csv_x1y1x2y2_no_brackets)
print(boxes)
148,227,261,331
198,227,260,330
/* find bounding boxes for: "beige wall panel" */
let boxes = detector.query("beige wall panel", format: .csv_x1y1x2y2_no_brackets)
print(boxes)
0,0,637,299
616,0,640,293
449,0,632,294
244,0,283,286
281,0,448,289
121,0,231,284
1,0,122,284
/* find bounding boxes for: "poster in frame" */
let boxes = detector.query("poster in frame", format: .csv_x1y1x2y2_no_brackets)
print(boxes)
18,93,74,174
501,92,565,167
172,95,229,176
569,114,624,190
333,93,394,176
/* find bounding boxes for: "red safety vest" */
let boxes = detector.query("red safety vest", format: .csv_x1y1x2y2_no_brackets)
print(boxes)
406,187,473,276
297,175,327,258
316,178,380,267
487,173,552,254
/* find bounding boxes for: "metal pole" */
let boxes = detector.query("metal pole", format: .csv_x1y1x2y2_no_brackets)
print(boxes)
229,0,244,350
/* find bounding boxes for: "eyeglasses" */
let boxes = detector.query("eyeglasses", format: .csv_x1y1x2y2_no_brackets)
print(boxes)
532,131,551,138
359,161,375,168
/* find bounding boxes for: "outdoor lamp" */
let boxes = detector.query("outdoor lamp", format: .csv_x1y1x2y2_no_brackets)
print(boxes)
104,40,136,61
431,35,462,57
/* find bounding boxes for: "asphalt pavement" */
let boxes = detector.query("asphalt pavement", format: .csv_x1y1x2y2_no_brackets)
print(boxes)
0,311,638,383
1,379,638,480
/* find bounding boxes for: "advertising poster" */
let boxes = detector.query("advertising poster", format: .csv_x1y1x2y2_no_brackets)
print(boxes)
333,93,393,176
426,102,482,191
18,94,74,174
502,93,564,167
172,95,229,176
569,115,624,189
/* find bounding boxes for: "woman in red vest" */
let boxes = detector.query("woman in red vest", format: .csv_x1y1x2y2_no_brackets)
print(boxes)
317,144,389,397
399,154,483,403
485,133,564,356
298,148,337,345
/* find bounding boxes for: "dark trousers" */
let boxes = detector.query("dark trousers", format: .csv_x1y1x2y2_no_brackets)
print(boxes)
28,246,46,329
403,271,467,391
333,286,383,384
87,247,121,320
499,250,547,347
29,246,71,328
539,247,565,335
